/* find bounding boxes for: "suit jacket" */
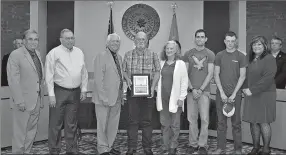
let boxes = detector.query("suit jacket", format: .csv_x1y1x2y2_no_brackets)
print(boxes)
92,49,123,106
275,51,286,89
1,53,10,86
7,46,45,111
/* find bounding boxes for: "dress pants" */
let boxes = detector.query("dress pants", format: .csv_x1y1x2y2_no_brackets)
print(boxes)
12,96,41,154
48,84,81,154
95,94,121,154
127,90,155,150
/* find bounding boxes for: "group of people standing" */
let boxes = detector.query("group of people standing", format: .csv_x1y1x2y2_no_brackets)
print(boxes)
93,29,285,155
4,27,286,155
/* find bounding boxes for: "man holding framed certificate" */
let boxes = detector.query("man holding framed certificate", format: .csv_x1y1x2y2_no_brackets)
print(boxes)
122,32,161,155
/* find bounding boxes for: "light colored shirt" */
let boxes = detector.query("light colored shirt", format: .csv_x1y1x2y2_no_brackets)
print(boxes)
272,51,280,58
45,45,88,96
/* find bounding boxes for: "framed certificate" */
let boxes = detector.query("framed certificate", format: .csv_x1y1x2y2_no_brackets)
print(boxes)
131,74,151,97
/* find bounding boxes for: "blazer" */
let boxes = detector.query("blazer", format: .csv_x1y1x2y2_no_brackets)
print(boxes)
92,49,123,106
274,51,286,89
1,53,10,86
7,46,45,111
156,60,188,113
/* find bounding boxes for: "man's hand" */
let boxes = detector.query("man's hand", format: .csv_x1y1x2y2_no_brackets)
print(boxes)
80,92,87,101
49,96,56,108
177,100,184,107
228,93,236,103
17,102,26,112
126,78,132,90
220,92,228,103
40,101,44,109
192,89,201,99
148,87,155,98
243,88,252,96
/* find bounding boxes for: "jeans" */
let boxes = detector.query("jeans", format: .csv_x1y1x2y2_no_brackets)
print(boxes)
160,98,182,150
187,92,210,148
216,92,242,151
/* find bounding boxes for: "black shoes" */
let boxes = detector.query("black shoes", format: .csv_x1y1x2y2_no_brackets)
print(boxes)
187,146,198,154
168,148,177,155
126,148,136,155
143,148,153,155
198,147,208,154
110,148,121,155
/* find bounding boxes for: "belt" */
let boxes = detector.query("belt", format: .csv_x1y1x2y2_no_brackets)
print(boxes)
54,83,80,91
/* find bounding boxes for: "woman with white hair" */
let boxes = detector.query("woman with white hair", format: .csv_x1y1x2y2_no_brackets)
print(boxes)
156,40,188,155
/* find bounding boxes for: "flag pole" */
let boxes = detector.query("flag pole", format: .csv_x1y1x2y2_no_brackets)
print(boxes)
171,2,177,15
107,1,113,9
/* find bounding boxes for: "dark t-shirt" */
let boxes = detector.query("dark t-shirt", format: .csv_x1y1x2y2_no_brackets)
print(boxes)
161,61,176,102
182,48,215,92
214,50,247,96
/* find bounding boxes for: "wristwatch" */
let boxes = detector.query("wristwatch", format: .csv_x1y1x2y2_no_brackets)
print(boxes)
188,88,194,93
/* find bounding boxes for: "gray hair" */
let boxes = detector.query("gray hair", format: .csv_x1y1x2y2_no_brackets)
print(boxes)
135,31,147,40
160,40,181,60
60,28,73,38
22,29,38,39
106,33,121,45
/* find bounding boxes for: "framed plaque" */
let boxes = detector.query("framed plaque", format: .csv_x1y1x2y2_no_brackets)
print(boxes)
131,74,151,97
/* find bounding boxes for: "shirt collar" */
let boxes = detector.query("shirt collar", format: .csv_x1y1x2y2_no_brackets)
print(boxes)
25,47,36,56
61,44,74,52
272,51,280,58
134,48,146,56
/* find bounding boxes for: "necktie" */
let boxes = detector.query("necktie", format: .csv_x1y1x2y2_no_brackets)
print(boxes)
113,54,123,90
29,52,43,81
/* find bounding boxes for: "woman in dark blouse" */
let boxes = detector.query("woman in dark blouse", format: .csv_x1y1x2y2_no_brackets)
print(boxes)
243,36,277,155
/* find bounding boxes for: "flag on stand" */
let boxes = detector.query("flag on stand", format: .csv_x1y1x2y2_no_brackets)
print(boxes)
168,12,179,41
108,5,114,35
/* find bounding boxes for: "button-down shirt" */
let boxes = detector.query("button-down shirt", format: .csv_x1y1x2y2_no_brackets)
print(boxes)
122,48,161,80
272,51,280,58
45,45,88,96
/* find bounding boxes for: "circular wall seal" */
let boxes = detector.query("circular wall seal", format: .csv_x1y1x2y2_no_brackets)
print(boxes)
122,4,160,40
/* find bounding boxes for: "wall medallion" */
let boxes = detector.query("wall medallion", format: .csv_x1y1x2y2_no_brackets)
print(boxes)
122,4,160,40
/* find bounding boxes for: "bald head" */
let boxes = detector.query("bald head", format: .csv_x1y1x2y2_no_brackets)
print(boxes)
134,31,148,50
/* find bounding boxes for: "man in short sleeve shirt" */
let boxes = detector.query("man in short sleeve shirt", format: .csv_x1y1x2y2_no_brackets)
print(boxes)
182,29,215,154
213,31,247,154
122,32,161,155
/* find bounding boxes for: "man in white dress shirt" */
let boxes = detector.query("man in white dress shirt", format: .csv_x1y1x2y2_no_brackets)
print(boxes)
45,29,88,155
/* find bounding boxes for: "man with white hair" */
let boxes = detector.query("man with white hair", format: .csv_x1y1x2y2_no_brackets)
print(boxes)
93,33,123,155
46,29,88,155
7,30,44,153
123,31,161,155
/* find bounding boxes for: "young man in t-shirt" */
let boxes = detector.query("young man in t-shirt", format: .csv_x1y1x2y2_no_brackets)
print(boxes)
182,29,215,154
213,31,247,154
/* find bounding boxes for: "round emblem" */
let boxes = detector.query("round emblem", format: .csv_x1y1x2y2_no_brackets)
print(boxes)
122,4,160,40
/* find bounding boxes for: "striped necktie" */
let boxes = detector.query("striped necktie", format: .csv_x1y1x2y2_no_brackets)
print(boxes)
28,51,43,81
113,54,123,90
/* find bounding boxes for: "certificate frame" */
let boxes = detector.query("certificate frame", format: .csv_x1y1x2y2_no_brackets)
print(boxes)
131,74,151,97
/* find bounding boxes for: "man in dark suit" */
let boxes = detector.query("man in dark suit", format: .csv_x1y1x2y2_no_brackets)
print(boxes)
1,39,23,86
271,36,286,89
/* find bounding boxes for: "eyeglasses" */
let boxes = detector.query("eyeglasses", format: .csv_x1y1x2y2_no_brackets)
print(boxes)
62,37,75,40
26,38,39,42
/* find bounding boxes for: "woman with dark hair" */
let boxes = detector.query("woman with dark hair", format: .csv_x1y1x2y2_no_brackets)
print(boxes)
243,36,277,155
157,40,188,155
